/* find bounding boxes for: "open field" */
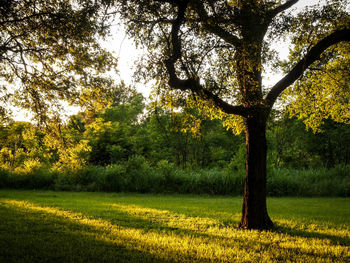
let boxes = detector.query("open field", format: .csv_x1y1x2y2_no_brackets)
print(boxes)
0,190,349,262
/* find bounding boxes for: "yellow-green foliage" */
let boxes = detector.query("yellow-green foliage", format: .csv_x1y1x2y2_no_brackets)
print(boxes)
44,122,92,171
154,92,245,136
14,158,42,174
1,191,349,262
0,147,13,170
0,122,46,171
284,42,350,132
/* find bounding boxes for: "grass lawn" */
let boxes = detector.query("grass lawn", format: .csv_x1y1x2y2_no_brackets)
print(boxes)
0,190,349,262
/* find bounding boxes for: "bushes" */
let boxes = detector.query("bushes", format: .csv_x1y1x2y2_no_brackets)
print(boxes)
1,167,54,190
0,168,10,188
124,155,152,192
103,164,127,192
0,159,245,195
0,161,349,197
267,165,350,197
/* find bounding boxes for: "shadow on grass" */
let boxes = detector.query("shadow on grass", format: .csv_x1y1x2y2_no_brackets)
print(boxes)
274,224,350,246
1,199,349,262
0,205,169,263
104,202,350,261
106,201,350,244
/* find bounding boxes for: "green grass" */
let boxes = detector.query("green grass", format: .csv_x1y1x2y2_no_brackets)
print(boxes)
0,190,349,262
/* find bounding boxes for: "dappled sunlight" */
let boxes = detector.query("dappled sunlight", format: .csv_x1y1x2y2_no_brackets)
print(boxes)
275,218,350,242
2,199,349,262
109,203,350,258
109,203,237,230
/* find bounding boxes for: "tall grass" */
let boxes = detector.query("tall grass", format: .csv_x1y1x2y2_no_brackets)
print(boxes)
268,165,350,197
0,159,349,196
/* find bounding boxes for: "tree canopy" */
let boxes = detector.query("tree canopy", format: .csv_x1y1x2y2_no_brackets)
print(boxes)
114,0,349,127
0,0,116,123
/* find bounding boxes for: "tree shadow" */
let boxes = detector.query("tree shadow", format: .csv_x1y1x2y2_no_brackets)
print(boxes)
0,205,170,263
108,202,350,243
103,203,350,261
273,224,350,246
2,200,349,263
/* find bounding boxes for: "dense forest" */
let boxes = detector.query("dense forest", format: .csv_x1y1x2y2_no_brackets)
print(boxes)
1,84,349,196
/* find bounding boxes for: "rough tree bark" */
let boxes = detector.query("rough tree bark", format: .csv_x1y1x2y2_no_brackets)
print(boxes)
240,113,273,229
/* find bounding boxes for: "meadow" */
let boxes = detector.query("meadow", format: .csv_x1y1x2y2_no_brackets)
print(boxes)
0,190,349,262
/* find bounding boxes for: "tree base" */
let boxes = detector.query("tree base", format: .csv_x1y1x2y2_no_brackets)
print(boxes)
239,214,274,230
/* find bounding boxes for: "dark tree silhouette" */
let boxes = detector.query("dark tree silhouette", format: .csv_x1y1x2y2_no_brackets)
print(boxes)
113,0,350,229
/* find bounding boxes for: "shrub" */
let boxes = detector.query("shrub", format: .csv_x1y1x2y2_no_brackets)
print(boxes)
1,159,349,197
267,165,350,197
54,171,76,191
0,168,10,188
27,168,55,189
124,155,152,193
267,170,300,196
103,164,127,192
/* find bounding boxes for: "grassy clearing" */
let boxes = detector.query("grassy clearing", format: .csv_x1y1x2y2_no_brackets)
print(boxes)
0,190,349,262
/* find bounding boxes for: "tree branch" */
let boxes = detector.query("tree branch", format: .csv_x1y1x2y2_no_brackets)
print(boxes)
270,0,299,17
169,77,249,116
129,18,175,25
265,29,350,107
0,12,52,26
163,1,246,116
191,1,241,47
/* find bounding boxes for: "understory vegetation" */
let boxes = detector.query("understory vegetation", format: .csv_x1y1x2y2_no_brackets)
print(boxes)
0,190,349,262
1,162,350,197
1,87,350,197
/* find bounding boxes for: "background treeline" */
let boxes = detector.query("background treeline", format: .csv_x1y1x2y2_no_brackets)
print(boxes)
1,86,349,196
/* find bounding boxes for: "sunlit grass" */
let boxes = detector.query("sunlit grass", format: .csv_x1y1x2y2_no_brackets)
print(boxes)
0,190,349,262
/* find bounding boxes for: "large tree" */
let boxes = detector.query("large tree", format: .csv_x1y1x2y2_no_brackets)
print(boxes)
0,0,116,122
113,0,350,229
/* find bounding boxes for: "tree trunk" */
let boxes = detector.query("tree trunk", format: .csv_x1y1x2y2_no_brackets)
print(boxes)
239,115,273,230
